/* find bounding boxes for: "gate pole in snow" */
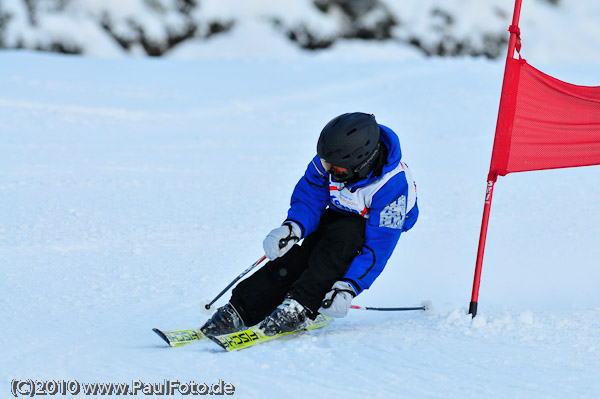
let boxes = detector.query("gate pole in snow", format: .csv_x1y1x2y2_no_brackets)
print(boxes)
469,0,522,317
469,179,496,317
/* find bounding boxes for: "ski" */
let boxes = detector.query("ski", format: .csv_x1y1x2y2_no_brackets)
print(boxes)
208,314,333,352
152,327,206,347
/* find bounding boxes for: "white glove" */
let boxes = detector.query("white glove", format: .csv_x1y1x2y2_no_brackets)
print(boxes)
318,281,356,318
263,222,301,260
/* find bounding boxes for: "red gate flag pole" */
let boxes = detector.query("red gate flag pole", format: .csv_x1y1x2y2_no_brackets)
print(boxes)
469,0,600,317
469,0,523,318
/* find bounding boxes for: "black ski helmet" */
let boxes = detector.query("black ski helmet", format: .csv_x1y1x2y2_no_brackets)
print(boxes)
317,112,381,182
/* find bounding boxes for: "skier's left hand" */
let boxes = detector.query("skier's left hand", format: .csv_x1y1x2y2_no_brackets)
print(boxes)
318,281,356,318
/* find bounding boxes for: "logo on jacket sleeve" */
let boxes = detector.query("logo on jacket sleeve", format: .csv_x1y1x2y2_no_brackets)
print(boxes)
379,195,406,229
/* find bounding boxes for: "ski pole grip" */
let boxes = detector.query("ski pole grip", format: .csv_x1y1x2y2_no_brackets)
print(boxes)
278,223,299,249
279,237,289,249
321,288,345,309
278,236,298,249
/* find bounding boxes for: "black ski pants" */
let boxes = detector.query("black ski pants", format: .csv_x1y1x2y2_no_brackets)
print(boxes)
230,209,366,326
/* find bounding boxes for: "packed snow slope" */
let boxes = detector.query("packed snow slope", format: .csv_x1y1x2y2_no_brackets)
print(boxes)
1,51,599,398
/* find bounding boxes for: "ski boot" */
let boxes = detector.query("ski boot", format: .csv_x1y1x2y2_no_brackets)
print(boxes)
260,298,308,336
200,303,245,337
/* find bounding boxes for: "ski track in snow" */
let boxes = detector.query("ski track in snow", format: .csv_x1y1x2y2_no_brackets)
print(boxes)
1,51,599,398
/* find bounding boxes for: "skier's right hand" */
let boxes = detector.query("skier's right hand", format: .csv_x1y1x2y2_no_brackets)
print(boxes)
263,222,301,260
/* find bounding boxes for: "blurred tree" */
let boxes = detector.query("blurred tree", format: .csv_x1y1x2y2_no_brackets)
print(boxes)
0,0,567,57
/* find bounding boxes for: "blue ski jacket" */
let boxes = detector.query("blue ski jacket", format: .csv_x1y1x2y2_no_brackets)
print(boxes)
284,124,418,294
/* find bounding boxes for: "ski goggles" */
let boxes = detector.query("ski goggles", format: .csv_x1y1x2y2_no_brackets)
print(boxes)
320,159,352,182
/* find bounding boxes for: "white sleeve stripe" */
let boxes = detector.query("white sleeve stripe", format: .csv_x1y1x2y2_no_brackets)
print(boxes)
401,162,417,213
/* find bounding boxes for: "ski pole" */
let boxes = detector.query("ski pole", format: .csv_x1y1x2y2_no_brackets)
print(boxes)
203,235,297,311
204,255,267,310
350,304,429,312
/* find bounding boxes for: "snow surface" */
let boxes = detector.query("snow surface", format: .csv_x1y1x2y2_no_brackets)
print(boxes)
1,48,600,398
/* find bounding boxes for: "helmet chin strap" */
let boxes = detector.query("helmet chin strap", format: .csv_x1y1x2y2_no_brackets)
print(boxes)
332,171,354,183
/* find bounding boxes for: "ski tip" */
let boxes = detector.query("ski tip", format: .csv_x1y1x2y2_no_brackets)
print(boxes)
207,336,228,351
152,328,172,347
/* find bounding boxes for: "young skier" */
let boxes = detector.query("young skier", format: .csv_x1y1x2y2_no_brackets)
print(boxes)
201,112,418,336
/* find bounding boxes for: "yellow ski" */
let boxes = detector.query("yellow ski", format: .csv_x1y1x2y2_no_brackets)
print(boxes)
152,327,206,347
208,314,333,351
